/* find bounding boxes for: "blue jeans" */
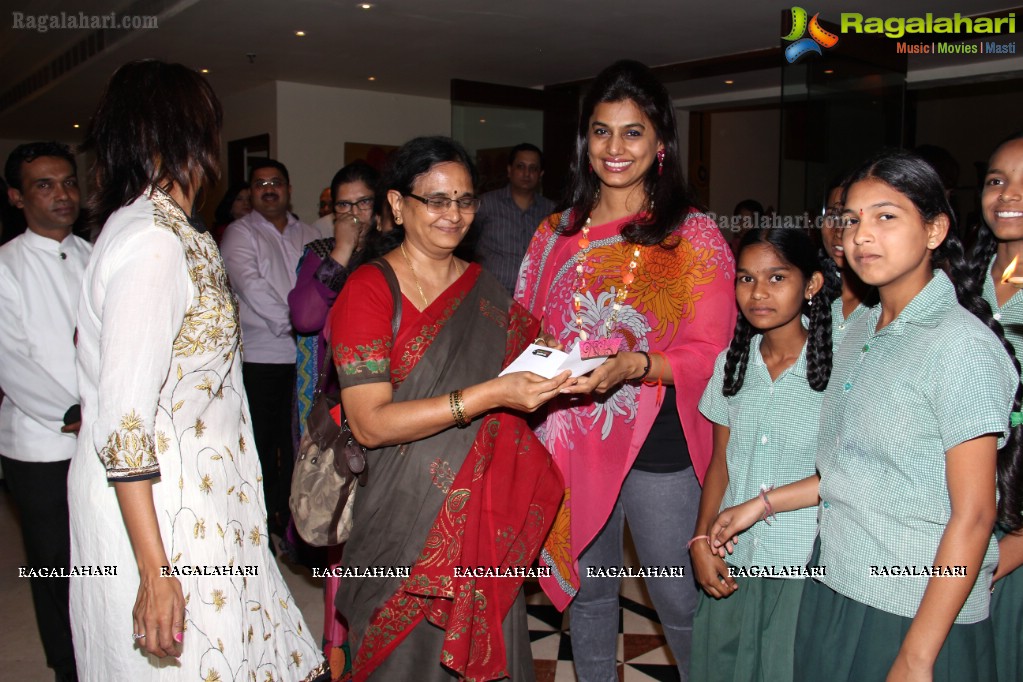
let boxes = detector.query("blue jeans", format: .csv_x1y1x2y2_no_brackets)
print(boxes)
570,466,700,682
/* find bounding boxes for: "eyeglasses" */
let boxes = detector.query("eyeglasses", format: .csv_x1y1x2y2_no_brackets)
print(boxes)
334,196,374,213
252,178,287,189
406,193,481,214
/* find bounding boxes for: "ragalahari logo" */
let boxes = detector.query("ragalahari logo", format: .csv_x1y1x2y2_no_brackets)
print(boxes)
783,7,839,62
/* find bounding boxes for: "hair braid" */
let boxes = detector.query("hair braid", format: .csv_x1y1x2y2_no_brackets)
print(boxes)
939,230,1023,530
969,223,999,287
722,313,754,397
805,253,842,391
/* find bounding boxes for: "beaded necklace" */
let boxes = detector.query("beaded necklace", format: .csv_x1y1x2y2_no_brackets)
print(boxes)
572,216,642,341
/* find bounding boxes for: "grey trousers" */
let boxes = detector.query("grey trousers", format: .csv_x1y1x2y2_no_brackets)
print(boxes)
570,466,701,682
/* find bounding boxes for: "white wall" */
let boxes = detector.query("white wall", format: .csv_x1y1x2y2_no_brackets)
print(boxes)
275,81,451,223
221,81,280,160
707,109,780,220
207,82,278,225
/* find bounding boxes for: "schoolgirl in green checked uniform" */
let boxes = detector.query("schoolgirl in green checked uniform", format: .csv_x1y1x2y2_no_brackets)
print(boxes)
690,228,839,682
971,132,1023,682
711,150,1023,682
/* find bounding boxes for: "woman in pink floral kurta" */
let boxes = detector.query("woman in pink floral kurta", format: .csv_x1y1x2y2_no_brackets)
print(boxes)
515,60,735,681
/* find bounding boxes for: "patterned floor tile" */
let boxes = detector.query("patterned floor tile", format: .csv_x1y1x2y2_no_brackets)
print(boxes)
528,578,682,682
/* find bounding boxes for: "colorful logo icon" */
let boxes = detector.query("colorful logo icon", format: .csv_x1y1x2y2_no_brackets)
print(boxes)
783,7,839,62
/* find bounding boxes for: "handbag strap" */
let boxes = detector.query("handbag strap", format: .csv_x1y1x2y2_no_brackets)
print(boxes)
313,258,403,394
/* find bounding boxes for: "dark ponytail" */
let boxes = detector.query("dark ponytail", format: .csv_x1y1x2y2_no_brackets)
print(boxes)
846,150,1023,531
723,229,838,396
807,254,841,391
969,223,998,288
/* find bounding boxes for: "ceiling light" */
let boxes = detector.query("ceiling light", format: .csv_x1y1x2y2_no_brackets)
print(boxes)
479,118,486,123
359,3,373,8
824,69,834,74
724,79,734,85
367,76,376,81
200,68,210,73
73,123,80,128
295,30,306,37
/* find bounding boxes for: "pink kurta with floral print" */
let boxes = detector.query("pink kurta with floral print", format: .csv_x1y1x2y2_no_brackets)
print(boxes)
515,209,736,610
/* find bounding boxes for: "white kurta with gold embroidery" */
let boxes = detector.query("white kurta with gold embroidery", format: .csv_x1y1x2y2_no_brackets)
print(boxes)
69,189,324,681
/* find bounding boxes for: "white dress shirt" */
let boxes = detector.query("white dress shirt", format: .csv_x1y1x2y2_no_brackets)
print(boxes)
0,229,92,462
221,211,319,363
312,213,334,240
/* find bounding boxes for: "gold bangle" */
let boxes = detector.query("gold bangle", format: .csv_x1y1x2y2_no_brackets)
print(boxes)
454,390,469,428
449,390,470,428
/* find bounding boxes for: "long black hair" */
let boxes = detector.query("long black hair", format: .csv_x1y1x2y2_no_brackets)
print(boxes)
723,228,840,396
561,60,701,247
847,149,1023,531
83,60,222,232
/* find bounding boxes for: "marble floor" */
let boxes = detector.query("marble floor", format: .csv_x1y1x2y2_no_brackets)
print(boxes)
0,482,679,681
0,482,325,682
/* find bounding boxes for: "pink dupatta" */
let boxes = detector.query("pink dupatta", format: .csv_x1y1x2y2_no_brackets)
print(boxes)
514,209,736,610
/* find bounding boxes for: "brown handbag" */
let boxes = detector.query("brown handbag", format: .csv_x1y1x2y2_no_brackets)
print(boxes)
289,260,401,546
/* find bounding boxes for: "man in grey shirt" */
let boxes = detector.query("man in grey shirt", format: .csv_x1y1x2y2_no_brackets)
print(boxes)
474,143,555,295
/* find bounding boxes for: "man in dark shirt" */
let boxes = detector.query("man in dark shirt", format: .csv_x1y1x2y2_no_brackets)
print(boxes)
474,143,555,295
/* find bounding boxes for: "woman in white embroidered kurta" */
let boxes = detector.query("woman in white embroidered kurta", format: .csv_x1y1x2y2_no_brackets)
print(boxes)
68,60,324,681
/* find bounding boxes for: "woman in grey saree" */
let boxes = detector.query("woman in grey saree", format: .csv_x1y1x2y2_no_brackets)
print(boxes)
326,137,569,682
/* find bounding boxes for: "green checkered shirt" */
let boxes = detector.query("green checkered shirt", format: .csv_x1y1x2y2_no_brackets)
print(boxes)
700,338,820,576
983,256,1023,366
831,296,868,347
817,271,1016,623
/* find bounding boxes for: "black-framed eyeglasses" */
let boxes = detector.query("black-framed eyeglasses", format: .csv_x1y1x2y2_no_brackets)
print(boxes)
406,193,481,214
334,196,374,213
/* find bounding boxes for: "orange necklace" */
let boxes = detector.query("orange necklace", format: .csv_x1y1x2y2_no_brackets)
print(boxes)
572,216,642,341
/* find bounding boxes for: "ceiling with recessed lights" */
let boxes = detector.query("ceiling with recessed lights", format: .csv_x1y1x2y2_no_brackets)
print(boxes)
0,0,1018,141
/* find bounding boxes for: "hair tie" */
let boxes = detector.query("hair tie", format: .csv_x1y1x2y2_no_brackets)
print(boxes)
1012,411,1023,427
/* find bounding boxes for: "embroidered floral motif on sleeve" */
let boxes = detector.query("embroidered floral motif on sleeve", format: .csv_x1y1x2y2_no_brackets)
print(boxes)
149,196,240,361
100,409,160,479
334,337,391,377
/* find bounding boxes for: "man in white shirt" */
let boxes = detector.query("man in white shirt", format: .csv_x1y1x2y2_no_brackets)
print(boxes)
221,159,319,538
1,142,91,682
